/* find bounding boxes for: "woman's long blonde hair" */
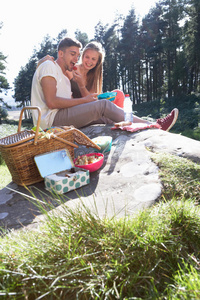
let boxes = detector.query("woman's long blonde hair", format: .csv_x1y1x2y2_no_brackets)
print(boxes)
81,41,105,94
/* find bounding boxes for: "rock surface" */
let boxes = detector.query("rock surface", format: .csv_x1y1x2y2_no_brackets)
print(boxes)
0,125,200,231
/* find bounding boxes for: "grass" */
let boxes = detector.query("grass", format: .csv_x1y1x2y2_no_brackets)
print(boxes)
0,165,12,189
0,197,199,299
179,127,200,141
0,149,200,298
0,124,19,187
0,124,19,139
0,122,200,299
0,123,30,178
150,152,200,203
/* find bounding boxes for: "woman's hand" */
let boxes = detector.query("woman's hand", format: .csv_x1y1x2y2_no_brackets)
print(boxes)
73,70,85,88
37,55,55,68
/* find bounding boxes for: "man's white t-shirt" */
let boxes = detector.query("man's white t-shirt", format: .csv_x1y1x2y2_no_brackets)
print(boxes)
31,61,72,129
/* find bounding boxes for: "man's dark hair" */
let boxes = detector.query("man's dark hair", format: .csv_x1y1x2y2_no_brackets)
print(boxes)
58,37,82,52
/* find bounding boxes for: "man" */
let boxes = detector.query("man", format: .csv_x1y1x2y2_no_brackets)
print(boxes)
31,37,178,131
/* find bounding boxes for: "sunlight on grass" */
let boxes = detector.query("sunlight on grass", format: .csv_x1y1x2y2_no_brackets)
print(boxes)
166,262,200,298
0,196,200,299
151,152,200,202
0,165,11,189
0,123,29,188
0,124,19,139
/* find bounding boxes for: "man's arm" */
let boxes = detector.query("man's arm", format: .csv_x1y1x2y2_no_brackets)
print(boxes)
41,76,98,109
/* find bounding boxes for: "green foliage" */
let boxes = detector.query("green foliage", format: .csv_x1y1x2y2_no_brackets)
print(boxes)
134,94,200,135
94,21,108,45
0,107,8,123
74,29,89,48
183,0,200,93
181,127,200,141
102,24,120,91
13,58,37,108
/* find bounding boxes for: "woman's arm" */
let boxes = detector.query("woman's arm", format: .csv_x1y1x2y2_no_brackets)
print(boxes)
36,55,55,69
72,69,96,97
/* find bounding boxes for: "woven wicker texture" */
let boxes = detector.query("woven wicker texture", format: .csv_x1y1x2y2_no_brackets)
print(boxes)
0,107,100,186
0,127,100,186
0,130,36,147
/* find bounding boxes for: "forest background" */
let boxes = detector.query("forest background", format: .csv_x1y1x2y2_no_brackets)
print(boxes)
0,0,200,139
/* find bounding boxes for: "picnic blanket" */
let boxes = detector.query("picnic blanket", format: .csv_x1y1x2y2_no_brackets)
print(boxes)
111,122,161,132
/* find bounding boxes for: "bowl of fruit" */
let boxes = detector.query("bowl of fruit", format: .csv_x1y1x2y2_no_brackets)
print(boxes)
74,153,104,172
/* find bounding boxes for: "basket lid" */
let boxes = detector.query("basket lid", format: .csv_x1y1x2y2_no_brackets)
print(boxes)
34,149,75,178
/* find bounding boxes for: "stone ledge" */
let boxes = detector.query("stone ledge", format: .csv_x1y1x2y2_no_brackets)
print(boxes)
0,125,199,231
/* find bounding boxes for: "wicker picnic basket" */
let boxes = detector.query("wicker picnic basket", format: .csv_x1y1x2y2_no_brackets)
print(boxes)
0,106,100,186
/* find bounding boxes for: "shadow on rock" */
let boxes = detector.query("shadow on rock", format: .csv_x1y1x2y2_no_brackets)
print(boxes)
106,135,127,175
0,172,99,232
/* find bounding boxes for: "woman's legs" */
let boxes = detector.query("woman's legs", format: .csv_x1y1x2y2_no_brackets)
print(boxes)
132,115,151,124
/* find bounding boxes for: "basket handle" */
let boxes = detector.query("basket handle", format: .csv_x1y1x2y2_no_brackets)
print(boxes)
18,106,41,145
53,135,78,148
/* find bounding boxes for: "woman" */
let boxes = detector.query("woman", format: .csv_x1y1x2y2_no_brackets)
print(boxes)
68,41,104,97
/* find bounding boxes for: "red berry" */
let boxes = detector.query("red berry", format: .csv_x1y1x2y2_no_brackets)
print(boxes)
73,66,77,70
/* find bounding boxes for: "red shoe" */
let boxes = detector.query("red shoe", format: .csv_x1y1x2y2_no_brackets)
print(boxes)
156,108,179,131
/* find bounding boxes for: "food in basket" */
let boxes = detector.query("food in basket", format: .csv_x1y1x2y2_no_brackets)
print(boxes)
37,127,65,140
45,127,65,134
75,154,101,166
31,126,43,132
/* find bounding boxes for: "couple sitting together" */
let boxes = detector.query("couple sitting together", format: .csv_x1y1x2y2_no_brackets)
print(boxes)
31,37,179,132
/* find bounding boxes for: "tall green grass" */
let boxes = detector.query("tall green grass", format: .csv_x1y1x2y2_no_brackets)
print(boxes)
151,152,200,203
0,151,200,299
0,197,199,299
